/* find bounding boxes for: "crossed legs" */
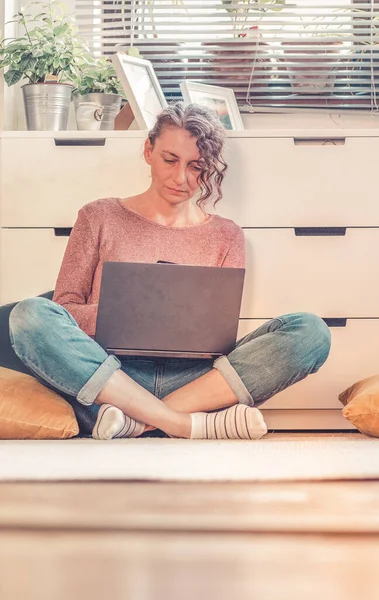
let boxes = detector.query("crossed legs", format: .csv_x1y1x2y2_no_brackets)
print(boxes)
9,298,331,441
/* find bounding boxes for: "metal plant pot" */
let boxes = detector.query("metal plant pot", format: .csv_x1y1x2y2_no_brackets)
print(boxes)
76,93,122,130
280,39,343,95
22,82,74,131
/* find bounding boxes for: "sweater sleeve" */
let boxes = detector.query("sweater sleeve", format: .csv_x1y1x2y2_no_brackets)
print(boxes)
53,207,99,336
221,227,246,268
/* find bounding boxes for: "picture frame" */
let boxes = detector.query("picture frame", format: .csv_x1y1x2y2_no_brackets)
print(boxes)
180,81,244,131
112,52,168,129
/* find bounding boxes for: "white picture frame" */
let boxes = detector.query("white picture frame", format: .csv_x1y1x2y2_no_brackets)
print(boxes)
112,52,168,129
180,81,244,131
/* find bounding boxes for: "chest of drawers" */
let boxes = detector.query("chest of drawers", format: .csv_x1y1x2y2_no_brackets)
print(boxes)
2,129,378,429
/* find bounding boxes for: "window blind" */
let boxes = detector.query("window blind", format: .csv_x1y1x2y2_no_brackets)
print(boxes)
75,1,379,111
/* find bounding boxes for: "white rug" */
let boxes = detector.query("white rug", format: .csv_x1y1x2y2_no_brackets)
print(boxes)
1,435,379,482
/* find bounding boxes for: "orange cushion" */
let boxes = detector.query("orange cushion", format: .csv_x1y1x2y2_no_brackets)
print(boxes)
339,374,379,437
0,367,79,439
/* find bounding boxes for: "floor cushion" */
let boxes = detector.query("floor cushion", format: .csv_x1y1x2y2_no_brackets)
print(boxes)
339,375,379,437
0,366,78,439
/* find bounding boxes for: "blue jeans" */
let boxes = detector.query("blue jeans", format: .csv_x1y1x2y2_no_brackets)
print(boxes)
8,297,331,435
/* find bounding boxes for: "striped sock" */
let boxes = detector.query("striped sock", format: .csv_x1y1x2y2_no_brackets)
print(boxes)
92,404,145,440
190,404,267,440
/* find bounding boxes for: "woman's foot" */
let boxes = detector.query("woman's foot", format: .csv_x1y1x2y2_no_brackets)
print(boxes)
93,404,145,440
190,404,267,440
92,403,267,441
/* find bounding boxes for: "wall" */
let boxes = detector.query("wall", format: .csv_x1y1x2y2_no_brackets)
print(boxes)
1,0,19,130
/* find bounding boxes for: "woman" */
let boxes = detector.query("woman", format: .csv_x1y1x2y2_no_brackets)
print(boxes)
9,102,331,441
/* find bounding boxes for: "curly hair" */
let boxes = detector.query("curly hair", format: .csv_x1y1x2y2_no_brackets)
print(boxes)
148,101,228,210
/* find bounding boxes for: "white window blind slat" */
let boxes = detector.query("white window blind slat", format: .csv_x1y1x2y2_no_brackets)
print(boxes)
75,0,379,111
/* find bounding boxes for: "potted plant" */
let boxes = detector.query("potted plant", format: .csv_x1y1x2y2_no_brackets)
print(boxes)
0,0,89,131
72,55,132,131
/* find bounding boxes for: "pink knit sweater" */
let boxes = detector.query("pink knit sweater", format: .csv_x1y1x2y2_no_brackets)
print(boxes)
53,197,246,336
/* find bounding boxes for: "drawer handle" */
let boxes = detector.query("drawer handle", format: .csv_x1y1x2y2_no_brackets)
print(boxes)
54,228,72,237
293,138,346,146
322,318,347,328
54,138,106,147
294,227,346,237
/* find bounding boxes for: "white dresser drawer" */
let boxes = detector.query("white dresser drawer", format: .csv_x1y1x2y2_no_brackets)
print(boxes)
237,318,379,409
0,229,68,304
241,227,379,318
217,136,379,227
0,137,149,227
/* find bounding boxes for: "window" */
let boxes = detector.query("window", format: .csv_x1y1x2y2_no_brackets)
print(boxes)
76,1,379,111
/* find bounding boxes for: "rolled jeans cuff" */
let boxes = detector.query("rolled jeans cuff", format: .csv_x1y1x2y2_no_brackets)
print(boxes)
77,354,121,406
213,355,254,407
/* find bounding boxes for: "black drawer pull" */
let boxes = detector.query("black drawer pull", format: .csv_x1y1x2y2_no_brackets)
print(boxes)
295,227,346,237
54,228,72,237
54,138,106,147
322,318,347,328
293,138,346,146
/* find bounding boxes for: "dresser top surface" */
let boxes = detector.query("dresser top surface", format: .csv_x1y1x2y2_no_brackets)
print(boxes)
2,128,379,139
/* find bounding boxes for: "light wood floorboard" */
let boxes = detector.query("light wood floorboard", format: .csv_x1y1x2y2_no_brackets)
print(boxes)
1,480,379,533
0,530,378,600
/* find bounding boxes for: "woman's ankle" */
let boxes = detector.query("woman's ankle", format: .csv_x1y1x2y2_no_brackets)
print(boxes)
143,424,157,433
165,412,192,438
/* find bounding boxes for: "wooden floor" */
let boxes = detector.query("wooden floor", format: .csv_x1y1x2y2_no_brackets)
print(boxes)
1,433,379,600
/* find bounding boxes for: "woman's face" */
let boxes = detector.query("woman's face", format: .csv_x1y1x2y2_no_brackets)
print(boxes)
144,126,203,205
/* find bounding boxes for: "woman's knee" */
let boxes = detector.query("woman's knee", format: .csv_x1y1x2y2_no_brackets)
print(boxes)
9,297,55,343
298,312,331,371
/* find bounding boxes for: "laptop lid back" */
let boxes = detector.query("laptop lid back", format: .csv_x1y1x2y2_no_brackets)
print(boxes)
95,262,245,356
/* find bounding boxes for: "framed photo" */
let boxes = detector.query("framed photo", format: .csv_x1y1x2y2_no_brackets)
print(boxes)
180,81,244,131
112,53,168,129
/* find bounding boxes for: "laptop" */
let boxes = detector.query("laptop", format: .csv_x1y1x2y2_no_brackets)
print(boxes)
95,261,245,359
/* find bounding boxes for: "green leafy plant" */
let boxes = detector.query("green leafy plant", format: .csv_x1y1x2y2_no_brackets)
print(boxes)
73,57,125,96
221,0,286,35
72,46,141,97
0,0,90,87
